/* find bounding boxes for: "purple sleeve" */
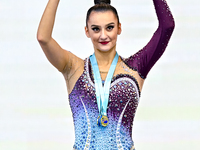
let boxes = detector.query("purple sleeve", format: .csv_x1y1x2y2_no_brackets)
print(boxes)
124,0,175,79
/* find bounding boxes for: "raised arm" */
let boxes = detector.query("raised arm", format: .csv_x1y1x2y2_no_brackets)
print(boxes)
124,0,175,79
37,0,72,72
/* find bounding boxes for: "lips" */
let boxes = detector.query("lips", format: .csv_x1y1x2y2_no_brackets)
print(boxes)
100,41,109,45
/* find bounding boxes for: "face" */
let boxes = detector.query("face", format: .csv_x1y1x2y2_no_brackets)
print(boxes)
85,11,121,53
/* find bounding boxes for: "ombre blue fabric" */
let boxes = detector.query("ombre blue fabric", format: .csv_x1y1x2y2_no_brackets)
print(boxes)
70,59,139,149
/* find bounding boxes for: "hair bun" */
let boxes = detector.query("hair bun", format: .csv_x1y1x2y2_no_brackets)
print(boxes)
94,0,111,5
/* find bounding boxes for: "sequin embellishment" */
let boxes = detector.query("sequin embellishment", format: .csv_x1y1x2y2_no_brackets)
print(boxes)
80,96,91,150
70,58,140,149
115,78,139,150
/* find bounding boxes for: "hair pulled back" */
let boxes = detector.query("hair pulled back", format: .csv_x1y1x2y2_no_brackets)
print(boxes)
94,0,111,4
86,0,120,26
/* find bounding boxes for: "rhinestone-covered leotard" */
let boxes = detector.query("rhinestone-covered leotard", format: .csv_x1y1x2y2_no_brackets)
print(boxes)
68,0,175,149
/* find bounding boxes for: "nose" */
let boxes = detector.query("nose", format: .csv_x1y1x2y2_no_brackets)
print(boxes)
100,29,108,40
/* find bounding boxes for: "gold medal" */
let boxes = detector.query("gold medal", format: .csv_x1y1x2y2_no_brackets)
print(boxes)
101,115,109,127
97,115,109,127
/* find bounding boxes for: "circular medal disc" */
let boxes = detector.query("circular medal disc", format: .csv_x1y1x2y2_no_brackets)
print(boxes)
101,115,109,127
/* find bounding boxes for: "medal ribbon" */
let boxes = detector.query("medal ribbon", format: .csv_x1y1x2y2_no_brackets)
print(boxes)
90,52,119,116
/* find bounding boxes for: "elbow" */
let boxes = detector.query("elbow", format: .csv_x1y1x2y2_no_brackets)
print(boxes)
37,34,45,44
167,18,175,32
169,19,175,32
161,20,175,34
37,33,50,44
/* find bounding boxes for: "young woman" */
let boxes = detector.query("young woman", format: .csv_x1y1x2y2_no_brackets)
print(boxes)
37,0,175,149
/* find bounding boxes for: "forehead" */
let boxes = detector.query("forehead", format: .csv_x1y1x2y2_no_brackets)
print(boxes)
88,11,118,25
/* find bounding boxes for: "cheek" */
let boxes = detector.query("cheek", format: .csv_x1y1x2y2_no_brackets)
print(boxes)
91,35,99,42
110,30,118,38
110,33,118,40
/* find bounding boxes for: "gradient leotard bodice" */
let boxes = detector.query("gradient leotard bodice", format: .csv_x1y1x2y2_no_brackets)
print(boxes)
69,0,175,149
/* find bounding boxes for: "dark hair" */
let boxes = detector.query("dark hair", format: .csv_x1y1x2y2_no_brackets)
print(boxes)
86,0,120,26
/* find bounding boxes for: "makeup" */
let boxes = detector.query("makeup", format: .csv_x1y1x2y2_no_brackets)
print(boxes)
100,41,109,45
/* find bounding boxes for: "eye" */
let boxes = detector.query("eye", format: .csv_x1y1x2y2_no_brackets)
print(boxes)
107,25,114,31
92,27,100,32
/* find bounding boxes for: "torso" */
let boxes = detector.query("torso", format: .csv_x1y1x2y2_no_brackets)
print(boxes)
63,56,144,150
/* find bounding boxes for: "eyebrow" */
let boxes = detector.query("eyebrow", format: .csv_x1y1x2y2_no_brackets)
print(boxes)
91,22,115,28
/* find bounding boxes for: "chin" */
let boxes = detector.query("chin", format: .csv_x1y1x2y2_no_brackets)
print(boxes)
96,45,116,53
97,48,113,53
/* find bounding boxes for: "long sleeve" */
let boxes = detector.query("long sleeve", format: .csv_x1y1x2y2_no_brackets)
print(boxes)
124,0,175,79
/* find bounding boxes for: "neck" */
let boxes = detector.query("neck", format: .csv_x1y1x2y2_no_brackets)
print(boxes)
94,47,117,67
